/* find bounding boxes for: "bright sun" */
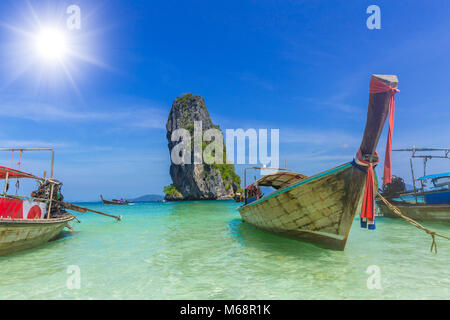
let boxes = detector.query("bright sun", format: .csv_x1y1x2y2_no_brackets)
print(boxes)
35,27,67,61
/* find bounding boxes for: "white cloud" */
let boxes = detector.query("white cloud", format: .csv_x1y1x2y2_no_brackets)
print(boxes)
0,139,72,148
0,97,166,130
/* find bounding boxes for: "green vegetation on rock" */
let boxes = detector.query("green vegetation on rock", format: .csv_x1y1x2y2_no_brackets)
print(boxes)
212,163,240,185
163,184,182,197
176,93,193,108
203,135,241,190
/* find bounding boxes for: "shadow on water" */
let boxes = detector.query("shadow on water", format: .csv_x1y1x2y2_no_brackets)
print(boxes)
52,230,77,241
227,218,329,259
0,229,76,261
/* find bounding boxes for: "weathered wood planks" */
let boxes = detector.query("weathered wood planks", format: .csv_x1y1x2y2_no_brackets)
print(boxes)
0,215,74,256
377,200,450,222
238,163,368,250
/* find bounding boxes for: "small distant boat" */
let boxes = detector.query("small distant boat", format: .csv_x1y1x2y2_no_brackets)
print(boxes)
238,74,399,250
100,195,133,205
377,148,450,221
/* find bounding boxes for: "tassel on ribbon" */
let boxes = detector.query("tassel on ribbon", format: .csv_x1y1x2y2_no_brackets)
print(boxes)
361,163,375,226
355,149,378,229
360,217,367,228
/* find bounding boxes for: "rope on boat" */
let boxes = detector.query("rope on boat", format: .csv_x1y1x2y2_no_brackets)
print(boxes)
376,192,450,254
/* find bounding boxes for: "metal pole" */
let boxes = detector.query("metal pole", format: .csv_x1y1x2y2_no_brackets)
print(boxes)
410,157,418,204
50,149,54,179
244,168,247,204
3,171,9,195
47,184,55,219
0,148,55,179
421,157,428,192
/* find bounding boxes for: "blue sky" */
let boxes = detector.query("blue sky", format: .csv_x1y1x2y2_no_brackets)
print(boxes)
0,0,449,201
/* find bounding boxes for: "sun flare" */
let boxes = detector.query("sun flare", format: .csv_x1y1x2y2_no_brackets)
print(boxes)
34,27,67,61
3,3,109,96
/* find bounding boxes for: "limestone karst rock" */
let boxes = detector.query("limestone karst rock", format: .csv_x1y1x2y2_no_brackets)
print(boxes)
164,94,240,200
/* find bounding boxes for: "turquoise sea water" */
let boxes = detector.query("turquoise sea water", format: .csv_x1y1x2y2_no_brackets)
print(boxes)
0,200,449,299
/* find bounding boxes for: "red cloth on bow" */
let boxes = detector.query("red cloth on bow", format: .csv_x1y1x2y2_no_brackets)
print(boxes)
361,166,375,222
356,149,378,222
369,76,399,186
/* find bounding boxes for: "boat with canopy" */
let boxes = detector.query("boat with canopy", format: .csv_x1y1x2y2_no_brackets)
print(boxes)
238,74,399,250
377,148,450,221
100,195,133,205
0,148,121,256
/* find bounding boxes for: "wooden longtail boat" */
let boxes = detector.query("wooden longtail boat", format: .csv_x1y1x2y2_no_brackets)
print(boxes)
0,148,121,256
377,200,450,222
100,195,132,205
0,148,75,256
238,74,398,250
376,148,450,222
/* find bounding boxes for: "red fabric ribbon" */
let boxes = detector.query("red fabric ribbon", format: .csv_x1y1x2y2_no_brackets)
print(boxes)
356,149,379,222
362,165,375,221
369,77,399,186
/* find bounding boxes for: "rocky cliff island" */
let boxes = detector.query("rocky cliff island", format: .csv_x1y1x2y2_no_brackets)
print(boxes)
164,94,241,201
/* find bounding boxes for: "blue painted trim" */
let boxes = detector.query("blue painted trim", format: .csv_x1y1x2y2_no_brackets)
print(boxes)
424,190,450,204
417,172,450,180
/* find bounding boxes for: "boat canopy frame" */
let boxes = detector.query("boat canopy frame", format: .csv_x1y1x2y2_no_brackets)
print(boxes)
0,148,59,219
253,171,308,190
392,147,450,202
243,167,294,204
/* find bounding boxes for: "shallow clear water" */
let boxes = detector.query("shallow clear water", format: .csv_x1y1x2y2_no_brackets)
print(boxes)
0,200,449,299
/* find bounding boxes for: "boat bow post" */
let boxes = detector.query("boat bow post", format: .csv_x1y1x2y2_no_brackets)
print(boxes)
356,74,399,229
359,74,398,161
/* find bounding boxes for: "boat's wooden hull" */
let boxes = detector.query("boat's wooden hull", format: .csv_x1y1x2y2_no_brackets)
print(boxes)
376,200,450,222
238,162,367,250
100,195,131,205
0,215,75,256
102,200,129,205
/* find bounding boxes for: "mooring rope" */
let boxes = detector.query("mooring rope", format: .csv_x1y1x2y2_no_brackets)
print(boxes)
376,192,450,254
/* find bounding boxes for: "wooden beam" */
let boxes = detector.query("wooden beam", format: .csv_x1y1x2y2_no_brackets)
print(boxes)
359,74,399,161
